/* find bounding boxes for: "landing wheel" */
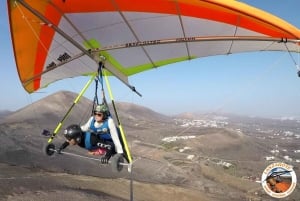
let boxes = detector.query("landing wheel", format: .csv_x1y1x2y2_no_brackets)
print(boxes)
111,154,124,172
44,143,56,156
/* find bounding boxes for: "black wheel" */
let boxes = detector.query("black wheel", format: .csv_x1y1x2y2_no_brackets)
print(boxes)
111,154,124,172
44,143,56,156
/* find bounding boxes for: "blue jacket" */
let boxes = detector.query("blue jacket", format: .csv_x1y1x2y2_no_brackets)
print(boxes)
84,117,112,150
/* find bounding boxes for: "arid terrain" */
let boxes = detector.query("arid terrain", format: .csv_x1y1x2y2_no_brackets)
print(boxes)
0,91,299,201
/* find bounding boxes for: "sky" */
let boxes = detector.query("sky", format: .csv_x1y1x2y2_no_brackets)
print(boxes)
1,1,300,119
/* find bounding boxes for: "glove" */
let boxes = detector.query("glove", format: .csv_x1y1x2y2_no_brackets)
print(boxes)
97,142,111,150
100,156,109,164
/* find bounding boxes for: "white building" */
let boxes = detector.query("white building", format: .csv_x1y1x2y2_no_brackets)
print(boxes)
265,156,275,161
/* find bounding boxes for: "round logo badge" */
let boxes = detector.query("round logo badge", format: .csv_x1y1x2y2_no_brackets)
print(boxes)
261,162,297,198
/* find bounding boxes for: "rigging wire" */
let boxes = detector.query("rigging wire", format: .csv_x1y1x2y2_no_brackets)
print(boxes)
15,0,97,89
24,93,44,134
15,2,51,56
283,43,298,67
283,42,300,77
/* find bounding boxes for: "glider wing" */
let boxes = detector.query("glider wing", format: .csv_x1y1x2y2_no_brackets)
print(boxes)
7,0,300,93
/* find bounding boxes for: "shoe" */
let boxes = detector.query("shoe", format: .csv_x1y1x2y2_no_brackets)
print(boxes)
88,148,106,155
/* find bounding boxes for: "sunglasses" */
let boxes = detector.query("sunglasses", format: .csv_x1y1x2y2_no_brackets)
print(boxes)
94,112,103,116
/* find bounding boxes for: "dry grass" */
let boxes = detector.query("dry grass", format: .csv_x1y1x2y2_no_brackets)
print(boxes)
199,161,259,193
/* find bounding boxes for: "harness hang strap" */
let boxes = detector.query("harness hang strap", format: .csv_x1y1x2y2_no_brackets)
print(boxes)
91,62,106,115
99,61,108,106
98,61,111,118
283,42,300,77
91,77,99,115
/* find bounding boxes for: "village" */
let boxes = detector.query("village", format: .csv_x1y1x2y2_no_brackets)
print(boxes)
171,116,300,165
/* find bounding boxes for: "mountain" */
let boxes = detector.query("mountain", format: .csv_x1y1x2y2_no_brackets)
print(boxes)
1,91,92,126
2,90,172,126
114,101,172,122
0,110,12,119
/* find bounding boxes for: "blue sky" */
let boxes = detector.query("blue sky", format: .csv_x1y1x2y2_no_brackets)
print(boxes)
1,1,300,119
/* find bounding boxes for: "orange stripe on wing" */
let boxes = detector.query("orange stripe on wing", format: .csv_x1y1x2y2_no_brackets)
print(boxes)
33,3,62,91
51,0,300,39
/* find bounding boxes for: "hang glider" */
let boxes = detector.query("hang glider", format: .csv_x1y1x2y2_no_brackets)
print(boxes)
7,0,300,93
